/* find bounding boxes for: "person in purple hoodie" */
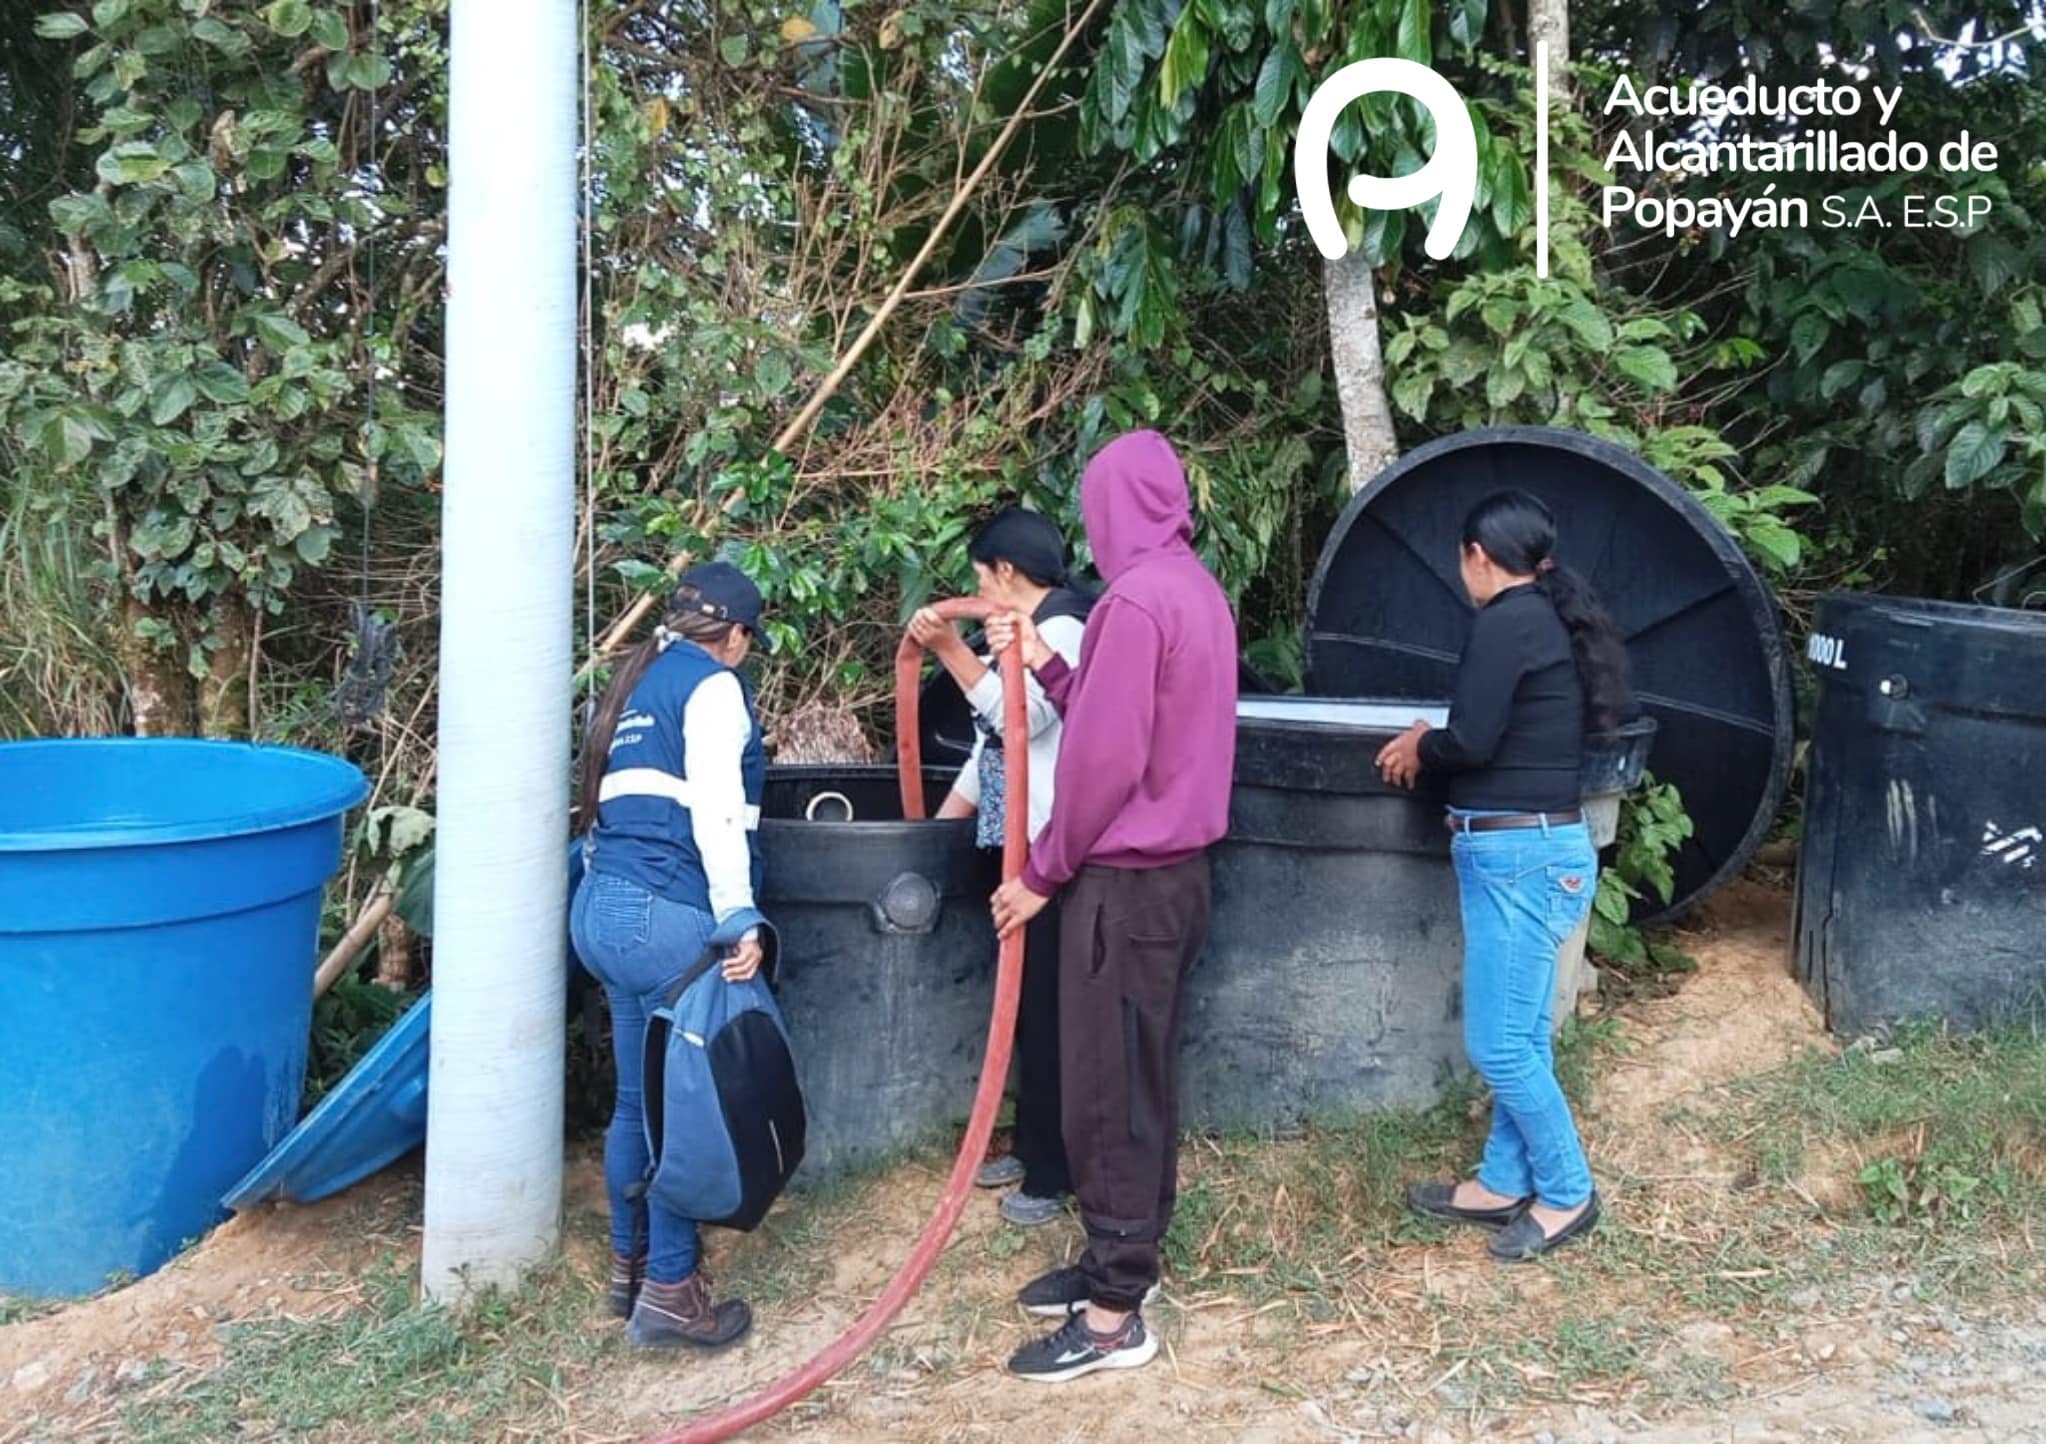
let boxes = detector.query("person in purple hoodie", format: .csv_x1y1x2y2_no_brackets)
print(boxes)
985,429,1239,1383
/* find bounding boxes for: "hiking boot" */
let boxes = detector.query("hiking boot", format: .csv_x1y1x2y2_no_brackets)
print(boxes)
626,1270,752,1350
1016,1264,1161,1318
976,1154,1026,1188
998,1190,1068,1228
606,1253,645,1320
1490,1191,1603,1263
1008,1310,1158,1382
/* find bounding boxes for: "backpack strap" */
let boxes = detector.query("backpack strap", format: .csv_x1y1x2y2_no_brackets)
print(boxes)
1033,583,1097,625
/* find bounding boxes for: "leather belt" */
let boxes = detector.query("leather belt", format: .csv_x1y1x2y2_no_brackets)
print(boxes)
1444,808,1583,834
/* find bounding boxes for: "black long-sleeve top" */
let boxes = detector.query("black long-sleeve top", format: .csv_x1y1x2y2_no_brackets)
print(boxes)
1417,583,1584,811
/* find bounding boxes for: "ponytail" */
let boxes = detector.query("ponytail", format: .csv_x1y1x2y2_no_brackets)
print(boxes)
573,611,738,834
1462,489,1634,732
1534,563,1633,732
574,637,660,836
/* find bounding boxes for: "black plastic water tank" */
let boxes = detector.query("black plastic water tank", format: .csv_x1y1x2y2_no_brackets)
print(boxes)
1793,593,2046,1036
1305,426,1794,923
759,766,998,1178
1183,698,1655,1127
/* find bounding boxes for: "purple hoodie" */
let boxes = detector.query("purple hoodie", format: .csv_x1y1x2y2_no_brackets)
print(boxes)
1021,431,1239,896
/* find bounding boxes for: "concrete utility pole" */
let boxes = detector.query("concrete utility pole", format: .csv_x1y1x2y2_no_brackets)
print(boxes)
423,0,577,1302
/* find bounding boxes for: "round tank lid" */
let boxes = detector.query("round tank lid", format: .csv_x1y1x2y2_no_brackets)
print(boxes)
223,990,431,1211
1305,426,1794,924
0,739,368,852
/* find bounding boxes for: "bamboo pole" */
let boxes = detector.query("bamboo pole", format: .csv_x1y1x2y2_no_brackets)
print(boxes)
313,880,399,1000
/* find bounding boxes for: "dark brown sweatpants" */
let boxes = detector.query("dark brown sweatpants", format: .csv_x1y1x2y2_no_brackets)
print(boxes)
1058,854,1212,1312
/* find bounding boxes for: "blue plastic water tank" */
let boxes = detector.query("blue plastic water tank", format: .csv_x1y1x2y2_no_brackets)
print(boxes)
0,739,366,1298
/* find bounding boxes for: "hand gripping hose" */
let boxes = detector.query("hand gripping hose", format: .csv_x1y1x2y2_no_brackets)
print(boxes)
645,597,1026,1443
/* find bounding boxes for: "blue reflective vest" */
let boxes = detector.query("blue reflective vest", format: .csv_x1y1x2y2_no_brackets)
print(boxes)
586,639,766,915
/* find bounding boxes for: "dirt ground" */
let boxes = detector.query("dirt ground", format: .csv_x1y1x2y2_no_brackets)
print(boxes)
5,878,2044,1442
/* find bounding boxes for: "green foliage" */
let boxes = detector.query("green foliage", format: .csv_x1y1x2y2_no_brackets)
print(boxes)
1590,774,1696,976
1573,2,2046,595
1385,268,1692,430
1859,1154,1983,1228
1911,351,2046,537
1080,0,1521,267
1643,429,1820,575
306,976,414,1105
3,1,446,732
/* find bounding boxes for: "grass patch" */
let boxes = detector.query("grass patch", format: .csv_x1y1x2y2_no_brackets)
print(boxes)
1736,1021,2046,1225
717,1149,904,1308
129,1256,613,1444
1161,1078,1484,1308
1599,1021,2046,1321
1556,1012,1624,1105
1,1293,58,1326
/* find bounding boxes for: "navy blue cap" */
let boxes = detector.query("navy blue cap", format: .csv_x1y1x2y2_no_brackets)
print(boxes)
671,561,764,630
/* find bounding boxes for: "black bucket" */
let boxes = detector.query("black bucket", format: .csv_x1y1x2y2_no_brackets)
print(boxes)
759,766,998,1178
1794,593,2046,1036
1183,698,1655,1129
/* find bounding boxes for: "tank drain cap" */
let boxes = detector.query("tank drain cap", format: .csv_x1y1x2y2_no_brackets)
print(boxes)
874,872,940,933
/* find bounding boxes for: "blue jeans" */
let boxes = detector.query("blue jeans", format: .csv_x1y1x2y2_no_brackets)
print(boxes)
1450,812,1598,1209
569,871,715,1284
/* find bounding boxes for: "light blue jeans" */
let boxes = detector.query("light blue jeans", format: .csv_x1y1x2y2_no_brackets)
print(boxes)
569,870,714,1284
1449,811,1598,1209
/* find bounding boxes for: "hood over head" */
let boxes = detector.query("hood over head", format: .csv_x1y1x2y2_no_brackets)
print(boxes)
1081,430,1193,580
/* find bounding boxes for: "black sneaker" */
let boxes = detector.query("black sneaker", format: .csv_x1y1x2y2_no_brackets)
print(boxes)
1016,1265,1162,1318
1008,1310,1159,1382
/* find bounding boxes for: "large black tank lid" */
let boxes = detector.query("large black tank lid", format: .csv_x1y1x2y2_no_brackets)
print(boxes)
1304,426,1794,924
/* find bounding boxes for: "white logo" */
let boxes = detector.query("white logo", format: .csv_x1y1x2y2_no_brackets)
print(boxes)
1806,633,1850,670
1293,58,1479,263
1981,822,2040,869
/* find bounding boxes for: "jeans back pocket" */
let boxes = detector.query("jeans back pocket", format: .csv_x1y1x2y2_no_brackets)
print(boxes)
585,876,654,957
1544,861,1596,943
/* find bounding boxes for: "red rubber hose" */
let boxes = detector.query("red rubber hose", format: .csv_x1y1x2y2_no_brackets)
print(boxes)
645,596,1027,1443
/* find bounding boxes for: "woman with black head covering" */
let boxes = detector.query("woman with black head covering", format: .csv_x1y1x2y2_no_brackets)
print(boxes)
908,507,1093,1227
1375,490,1634,1262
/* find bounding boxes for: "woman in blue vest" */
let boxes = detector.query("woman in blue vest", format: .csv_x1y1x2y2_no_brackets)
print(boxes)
572,561,770,1350
909,508,1093,1228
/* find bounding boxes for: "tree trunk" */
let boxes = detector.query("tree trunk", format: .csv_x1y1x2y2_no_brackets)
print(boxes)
116,598,192,737
1490,0,1520,59
1529,0,1569,103
199,602,254,738
1323,252,1401,494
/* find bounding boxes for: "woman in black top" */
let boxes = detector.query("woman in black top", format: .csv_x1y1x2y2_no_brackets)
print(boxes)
1376,490,1632,1262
